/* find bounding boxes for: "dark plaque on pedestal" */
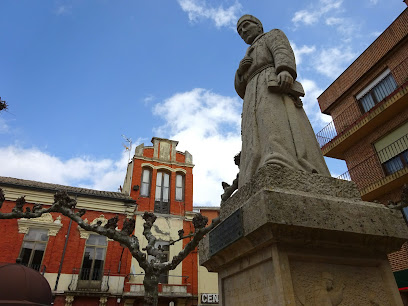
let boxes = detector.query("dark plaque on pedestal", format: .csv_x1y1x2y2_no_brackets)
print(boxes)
209,208,243,257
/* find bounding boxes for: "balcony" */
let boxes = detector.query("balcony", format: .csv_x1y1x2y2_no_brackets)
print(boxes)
0,262,46,275
21,263,47,275
123,273,192,298
337,134,408,201
67,268,111,293
316,59,408,159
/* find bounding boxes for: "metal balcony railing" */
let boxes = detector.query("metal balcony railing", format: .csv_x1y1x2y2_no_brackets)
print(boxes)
68,268,110,292
338,134,408,190
0,262,46,275
316,59,408,148
22,263,47,275
123,273,191,295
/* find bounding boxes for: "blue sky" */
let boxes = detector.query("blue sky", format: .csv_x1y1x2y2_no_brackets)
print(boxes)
0,0,406,206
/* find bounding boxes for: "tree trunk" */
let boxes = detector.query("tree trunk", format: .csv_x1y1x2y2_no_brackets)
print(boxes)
143,272,159,306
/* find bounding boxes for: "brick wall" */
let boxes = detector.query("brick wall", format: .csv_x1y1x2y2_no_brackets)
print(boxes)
130,152,193,215
388,243,408,272
322,43,408,121
318,8,408,114
0,200,132,276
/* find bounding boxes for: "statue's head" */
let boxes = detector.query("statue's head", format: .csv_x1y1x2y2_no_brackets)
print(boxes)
237,14,264,45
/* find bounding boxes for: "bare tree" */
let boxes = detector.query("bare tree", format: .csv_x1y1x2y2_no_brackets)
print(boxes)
0,97,7,112
0,188,220,306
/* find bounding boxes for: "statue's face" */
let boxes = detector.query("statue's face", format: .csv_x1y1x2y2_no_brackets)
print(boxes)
238,20,262,45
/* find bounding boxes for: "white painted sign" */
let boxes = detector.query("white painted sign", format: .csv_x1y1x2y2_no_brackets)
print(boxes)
201,293,219,304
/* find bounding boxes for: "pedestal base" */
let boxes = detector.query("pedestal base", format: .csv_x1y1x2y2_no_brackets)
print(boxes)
200,165,408,305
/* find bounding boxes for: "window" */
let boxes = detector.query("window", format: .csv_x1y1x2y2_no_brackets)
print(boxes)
382,150,408,175
80,234,107,283
148,241,169,284
19,228,48,271
357,69,398,113
140,168,152,197
375,123,408,175
175,174,185,201
155,171,170,214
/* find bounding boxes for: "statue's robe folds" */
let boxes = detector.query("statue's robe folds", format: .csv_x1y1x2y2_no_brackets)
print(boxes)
235,29,330,188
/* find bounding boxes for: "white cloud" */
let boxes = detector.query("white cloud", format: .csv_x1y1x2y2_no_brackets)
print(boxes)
0,118,9,134
300,79,332,130
292,0,343,26
371,31,382,37
292,10,319,26
55,5,72,16
0,146,129,192
314,46,356,79
325,17,343,26
177,0,242,28
325,17,358,39
143,95,155,105
291,42,316,66
153,88,241,206
369,0,379,4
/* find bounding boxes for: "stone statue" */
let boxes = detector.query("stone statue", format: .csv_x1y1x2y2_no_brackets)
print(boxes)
313,272,345,306
235,14,330,188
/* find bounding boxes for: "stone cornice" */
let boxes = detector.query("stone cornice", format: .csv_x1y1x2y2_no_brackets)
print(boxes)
2,186,134,214
141,163,187,174
134,156,194,168
18,213,63,236
77,215,114,240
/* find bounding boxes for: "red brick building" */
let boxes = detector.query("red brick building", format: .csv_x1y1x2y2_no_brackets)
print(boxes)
0,137,220,306
316,7,408,301
0,177,136,306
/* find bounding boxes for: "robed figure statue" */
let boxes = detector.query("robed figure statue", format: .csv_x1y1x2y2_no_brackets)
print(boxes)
235,14,330,188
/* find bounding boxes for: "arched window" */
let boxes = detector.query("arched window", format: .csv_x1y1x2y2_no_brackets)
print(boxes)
155,171,170,214
140,168,152,197
175,173,185,201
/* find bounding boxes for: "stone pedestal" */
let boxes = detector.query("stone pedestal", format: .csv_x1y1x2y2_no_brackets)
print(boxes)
200,165,408,306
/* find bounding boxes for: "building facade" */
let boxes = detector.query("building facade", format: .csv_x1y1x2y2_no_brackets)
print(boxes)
121,137,220,306
0,177,136,306
0,137,220,306
193,206,220,306
316,7,408,301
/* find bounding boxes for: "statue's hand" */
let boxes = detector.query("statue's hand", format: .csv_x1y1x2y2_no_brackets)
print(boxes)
277,71,294,91
238,57,253,75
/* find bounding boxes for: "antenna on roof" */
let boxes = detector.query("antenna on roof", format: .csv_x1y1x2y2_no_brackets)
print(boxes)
122,135,132,163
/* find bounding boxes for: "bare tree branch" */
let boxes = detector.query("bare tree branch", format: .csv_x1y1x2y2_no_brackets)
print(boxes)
0,187,220,306
164,216,219,271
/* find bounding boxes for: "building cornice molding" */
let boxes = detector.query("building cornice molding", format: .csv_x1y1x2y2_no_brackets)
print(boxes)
141,163,187,174
18,213,63,236
2,186,133,214
134,156,194,168
77,215,114,240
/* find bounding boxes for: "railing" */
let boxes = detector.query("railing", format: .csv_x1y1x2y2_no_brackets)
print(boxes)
22,263,47,275
123,273,191,295
316,102,361,147
68,268,110,292
338,134,408,190
316,59,408,148
0,262,46,275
